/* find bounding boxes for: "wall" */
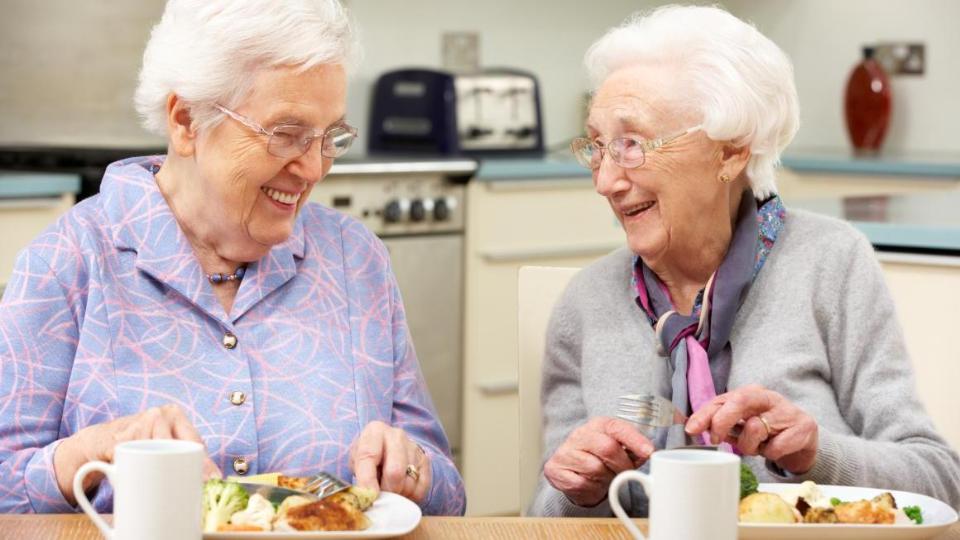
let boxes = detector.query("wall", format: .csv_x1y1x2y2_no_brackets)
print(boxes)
725,0,960,154
1,1,958,155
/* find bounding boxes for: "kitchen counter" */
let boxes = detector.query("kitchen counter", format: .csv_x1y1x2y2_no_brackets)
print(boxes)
0,172,80,198
789,191,960,256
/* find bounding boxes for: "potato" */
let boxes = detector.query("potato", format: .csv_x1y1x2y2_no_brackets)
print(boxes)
739,492,799,524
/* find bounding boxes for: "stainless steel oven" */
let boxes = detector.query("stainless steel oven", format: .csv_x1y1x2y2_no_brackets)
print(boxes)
311,157,476,465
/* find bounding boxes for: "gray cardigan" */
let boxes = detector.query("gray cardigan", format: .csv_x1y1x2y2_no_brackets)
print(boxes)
529,209,960,516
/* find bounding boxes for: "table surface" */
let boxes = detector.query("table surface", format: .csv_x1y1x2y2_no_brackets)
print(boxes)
2,515,959,539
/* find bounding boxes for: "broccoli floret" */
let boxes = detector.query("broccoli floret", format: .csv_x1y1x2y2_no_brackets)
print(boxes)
202,479,250,533
740,463,759,500
830,497,843,507
904,505,923,524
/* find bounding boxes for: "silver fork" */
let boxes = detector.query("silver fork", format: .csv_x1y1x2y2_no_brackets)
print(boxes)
302,471,351,499
616,393,743,439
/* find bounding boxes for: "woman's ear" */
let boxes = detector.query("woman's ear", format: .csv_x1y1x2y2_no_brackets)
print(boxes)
719,143,751,182
165,93,197,157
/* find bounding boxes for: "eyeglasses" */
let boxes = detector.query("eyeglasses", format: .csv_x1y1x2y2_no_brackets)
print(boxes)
214,104,358,159
570,125,702,170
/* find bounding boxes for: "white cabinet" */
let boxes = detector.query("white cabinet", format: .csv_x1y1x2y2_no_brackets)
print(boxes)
879,254,960,452
460,178,623,515
777,168,960,201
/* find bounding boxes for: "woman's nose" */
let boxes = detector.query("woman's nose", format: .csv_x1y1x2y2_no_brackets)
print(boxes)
287,144,331,182
593,154,629,197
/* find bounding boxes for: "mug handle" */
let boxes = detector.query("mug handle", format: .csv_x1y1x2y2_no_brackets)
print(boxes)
609,470,653,540
73,461,115,540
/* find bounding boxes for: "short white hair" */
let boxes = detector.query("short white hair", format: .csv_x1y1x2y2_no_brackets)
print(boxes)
585,5,799,199
135,0,358,136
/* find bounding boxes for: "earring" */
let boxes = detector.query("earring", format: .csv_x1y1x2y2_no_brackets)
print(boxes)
719,174,732,183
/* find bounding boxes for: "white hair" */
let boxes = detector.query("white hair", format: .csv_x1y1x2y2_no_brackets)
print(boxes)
585,5,799,199
135,0,359,136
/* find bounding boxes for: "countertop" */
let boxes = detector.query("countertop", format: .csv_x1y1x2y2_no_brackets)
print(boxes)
789,191,960,255
0,171,80,198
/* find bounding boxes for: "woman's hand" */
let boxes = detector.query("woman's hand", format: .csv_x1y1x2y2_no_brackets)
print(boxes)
349,421,431,503
685,384,819,474
53,404,221,505
543,417,654,507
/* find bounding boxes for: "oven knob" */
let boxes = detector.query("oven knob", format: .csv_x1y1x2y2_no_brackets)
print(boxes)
384,200,403,223
409,199,426,222
433,198,450,221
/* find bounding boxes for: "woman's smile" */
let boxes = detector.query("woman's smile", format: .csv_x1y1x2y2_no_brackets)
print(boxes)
261,185,302,211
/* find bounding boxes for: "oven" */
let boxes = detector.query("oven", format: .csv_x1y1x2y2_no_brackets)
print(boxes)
312,158,476,465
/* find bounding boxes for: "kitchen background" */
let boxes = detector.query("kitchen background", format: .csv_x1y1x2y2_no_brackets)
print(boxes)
2,0,959,517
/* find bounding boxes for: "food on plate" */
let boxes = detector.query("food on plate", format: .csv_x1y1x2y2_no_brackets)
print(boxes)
737,478,925,526
740,463,759,500
739,492,799,523
201,477,377,532
203,479,251,533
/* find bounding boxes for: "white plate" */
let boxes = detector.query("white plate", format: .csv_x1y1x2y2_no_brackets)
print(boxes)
739,483,958,540
204,492,422,539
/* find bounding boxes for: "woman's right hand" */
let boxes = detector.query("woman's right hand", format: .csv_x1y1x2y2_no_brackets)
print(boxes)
53,404,221,505
543,417,654,507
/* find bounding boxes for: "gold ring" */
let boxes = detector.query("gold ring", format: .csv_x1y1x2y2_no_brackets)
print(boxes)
758,415,773,439
405,464,420,481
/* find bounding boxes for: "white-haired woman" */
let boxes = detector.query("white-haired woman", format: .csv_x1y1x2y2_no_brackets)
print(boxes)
0,0,464,515
530,5,960,516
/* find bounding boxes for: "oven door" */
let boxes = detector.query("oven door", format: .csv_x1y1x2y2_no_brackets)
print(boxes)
381,234,463,464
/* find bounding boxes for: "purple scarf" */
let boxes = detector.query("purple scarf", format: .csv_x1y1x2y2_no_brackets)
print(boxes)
633,191,785,447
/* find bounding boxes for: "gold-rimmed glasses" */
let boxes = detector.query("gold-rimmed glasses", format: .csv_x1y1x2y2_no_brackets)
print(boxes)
570,124,702,170
214,104,358,159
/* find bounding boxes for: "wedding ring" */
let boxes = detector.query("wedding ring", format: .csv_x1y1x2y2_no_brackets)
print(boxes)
405,464,420,481
758,415,773,440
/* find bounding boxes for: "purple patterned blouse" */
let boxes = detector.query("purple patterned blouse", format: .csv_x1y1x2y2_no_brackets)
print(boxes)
0,156,465,515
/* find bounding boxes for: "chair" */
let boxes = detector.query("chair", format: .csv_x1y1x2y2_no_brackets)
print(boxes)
517,265,580,516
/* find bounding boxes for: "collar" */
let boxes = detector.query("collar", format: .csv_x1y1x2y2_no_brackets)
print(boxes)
101,155,306,322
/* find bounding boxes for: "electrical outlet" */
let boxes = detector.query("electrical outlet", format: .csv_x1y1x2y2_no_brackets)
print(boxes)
442,32,479,74
872,42,925,76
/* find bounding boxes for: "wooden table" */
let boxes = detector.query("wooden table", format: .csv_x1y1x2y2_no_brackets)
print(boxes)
2,515,958,539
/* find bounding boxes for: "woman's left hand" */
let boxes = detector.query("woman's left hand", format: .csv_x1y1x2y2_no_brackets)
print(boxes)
685,384,819,474
349,421,431,503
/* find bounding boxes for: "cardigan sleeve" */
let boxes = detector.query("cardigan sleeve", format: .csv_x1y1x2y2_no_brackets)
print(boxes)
794,231,960,508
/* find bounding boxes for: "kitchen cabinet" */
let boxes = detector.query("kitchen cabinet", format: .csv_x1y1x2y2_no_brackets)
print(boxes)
460,177,623,515
0,172,80,293
879,253,960,451
777,167,960,202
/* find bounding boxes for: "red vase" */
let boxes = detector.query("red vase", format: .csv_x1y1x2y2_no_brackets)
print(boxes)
844,47,892,154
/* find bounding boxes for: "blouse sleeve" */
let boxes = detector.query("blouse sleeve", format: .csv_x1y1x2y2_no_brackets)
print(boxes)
385,269,466,516
0,248,81,513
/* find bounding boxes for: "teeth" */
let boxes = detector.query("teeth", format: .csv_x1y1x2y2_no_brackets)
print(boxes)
624,201,655,216
262,187,300,205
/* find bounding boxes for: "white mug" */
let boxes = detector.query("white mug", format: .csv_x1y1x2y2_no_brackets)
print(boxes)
609,449,740,540
74,439,204,540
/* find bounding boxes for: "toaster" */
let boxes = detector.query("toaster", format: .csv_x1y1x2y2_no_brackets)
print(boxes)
367,68,544,156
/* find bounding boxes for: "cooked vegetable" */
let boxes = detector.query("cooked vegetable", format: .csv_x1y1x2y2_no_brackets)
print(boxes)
202,479,250,533
228,493,275,532
830,497,842,507
904,505,923,524
739,492,798,523
740,463,759,500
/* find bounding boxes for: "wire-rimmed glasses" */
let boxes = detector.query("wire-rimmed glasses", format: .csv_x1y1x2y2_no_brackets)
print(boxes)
570,124,702,170
214,104,357,159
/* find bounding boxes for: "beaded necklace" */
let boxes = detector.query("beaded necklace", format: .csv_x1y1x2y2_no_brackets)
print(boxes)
206,266,247,284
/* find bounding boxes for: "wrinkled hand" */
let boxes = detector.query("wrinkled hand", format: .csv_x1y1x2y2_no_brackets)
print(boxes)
543,417,654,507
686,384,819,474
349,421,431,503
54,404,221,505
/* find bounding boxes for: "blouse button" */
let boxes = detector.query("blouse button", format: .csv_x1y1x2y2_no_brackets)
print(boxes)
222,332,238,349
229,391,246,406
232,457,249,475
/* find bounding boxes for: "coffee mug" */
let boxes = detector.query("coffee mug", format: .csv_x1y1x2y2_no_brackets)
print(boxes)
609,449,740,540
74,439,204,540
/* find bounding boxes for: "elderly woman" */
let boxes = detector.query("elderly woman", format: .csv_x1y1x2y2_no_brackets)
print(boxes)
530,5,960,516
0,0,464,515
